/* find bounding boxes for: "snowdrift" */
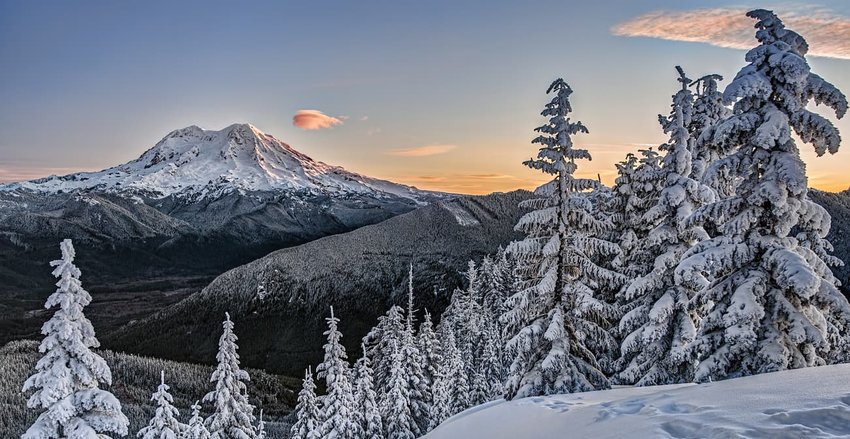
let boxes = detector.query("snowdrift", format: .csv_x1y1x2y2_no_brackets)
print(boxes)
426,364,850,439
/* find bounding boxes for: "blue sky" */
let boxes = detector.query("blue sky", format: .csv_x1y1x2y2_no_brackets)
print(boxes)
1,0,849,193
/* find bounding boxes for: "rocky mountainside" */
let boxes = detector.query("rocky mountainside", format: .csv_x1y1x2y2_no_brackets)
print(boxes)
0,123,444,343
105,190,533,376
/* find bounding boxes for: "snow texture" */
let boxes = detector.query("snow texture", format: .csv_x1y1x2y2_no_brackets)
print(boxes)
426,363,850,439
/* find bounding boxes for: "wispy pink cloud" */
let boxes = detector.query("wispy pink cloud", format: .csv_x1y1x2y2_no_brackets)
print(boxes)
292,109,345,130
612,6,850,60
388,144,457,157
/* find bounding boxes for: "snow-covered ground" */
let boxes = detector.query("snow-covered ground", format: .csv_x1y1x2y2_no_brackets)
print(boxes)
426,364,850,439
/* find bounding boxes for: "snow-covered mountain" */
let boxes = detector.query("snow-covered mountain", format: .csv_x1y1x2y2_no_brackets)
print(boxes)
0,124,446,345
2,123,430,203
425,364,850,439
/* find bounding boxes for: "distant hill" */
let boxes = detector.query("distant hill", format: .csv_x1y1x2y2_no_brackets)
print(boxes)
0,340,298,437
105,188,850,378
809,188,850,290
105,191,533,376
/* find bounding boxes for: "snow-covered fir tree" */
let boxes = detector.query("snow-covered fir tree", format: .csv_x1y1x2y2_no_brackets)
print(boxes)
441,323,470,419
402,265,429,435
290,367,322,439
254,410,266,439
382,339,415,439
316,307,362,439
609,149,664,281
184,401,211,439
446,262,485,392
488,247,518,329
478,317,504,399
478,255,499,318
416,309,442,403
21,239,129,439
690,73,732,185
203,313,257,439
354,344,384,439
437,258,513,406
503,79,624,399
616,67,715,386
363,305,405,404
137,371,187,439
677,9,850,382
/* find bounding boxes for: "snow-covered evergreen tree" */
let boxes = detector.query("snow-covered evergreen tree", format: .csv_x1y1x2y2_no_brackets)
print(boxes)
203,313,257,439
616,67,715,386
290,367,322,439
446,262,483,349
254,410,266,439
428,324,464,430
363,305,405,404
690,73,732,185
677,9,850,382
428,369,451,432
138,371,187,439
503,79,624,399
402,265,429,436
184,401,211,439
479,317,504,399
489,247,517,327
382,339,415,439
21,239,129,439
609,149,664,281
316,307,362,439
416,309,441,398
446,262,485,390
354,344,383,439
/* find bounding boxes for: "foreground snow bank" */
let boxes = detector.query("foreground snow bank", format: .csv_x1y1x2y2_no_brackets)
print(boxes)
426,364,850,438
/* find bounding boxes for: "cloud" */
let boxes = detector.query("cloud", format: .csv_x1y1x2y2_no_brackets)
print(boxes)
388,144,457,157
292,109,345,130
612,6,850,60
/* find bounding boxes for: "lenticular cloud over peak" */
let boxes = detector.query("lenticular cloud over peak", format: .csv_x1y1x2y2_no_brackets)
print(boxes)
292,109,345,130
612,6,850,60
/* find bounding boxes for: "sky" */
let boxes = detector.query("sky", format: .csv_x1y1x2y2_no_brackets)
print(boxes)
1,0,849,195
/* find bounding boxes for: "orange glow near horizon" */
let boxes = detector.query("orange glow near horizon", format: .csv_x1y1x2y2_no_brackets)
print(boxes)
2,140,849,196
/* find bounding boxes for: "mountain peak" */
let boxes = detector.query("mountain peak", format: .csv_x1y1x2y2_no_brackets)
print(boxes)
223,122,264,138
4,123,439,203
